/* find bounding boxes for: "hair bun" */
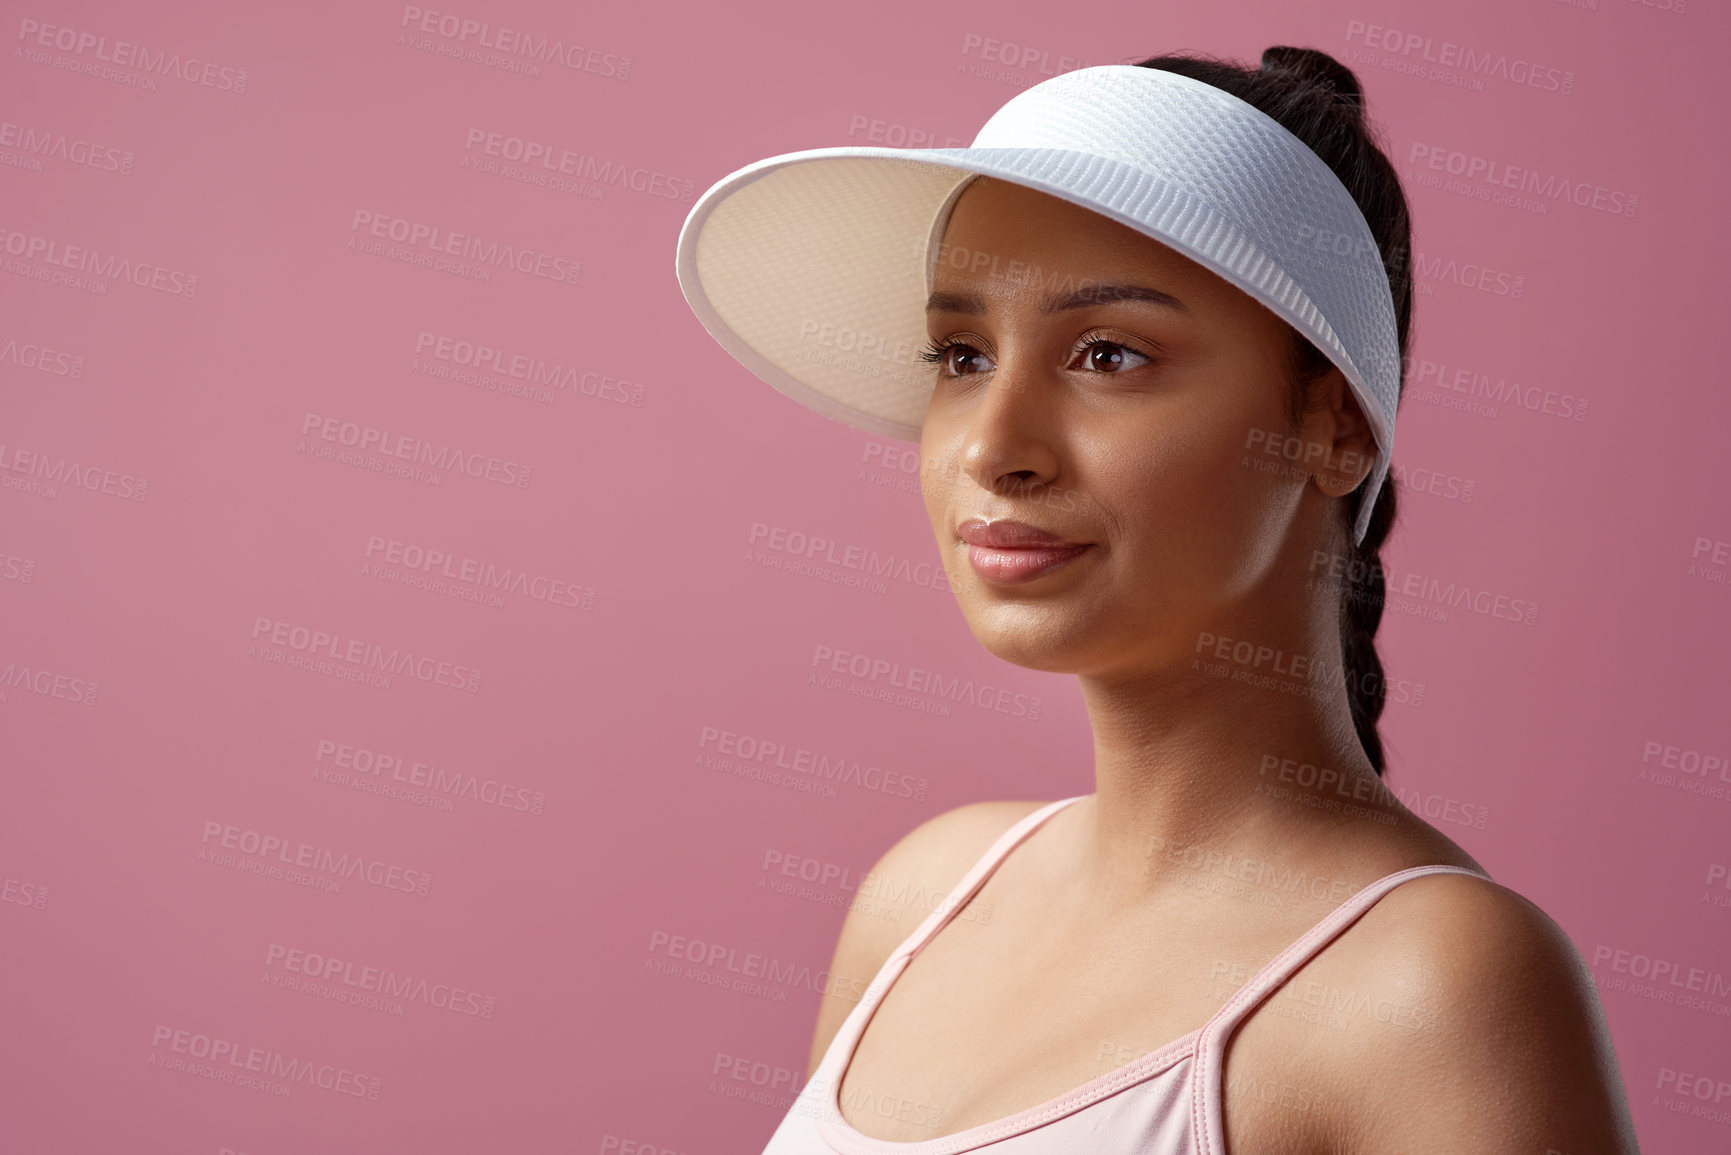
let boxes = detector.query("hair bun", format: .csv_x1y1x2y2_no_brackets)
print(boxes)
1259,46,1364,110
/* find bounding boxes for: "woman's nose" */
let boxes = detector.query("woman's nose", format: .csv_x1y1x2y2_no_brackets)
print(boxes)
955,354,1064,494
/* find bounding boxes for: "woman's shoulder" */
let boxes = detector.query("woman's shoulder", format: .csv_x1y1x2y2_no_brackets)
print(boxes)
801,796,1057,1079
840,796,1058,951
1333,862,1575,994
898,795,1063,867
1297,865,1641,1152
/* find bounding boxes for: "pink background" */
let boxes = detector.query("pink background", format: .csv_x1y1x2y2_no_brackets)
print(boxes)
3,0,1728,1151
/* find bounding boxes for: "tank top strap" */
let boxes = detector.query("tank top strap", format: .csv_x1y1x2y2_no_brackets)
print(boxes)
862,800,1087,997
888,794,1088,968
807,794,1089,1100
1189,862,1495,1154
847,794,1085,1012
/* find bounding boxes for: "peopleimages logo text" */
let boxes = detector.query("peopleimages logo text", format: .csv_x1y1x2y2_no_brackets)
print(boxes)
148,1026,379,1098
399,6,630,79
250,616,484,693
0,226,198,295
16,19,249,92
350,211,580,285
200,820,434,897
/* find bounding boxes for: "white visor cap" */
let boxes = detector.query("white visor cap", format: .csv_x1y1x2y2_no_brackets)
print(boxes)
675,64,1402,545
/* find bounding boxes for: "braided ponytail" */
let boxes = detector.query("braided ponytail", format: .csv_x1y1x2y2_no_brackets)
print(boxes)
1132,46,1415,775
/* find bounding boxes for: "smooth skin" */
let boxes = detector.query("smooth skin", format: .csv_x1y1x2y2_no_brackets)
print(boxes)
804,177,1640,1154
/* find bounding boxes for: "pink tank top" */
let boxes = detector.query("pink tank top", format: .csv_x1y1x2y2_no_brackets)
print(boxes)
759,793,1494,1154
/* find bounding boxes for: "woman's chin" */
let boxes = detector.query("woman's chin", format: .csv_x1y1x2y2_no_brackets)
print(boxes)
964,614,1094,674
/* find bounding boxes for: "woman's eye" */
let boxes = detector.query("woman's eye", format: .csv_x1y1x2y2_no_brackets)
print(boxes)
947,346,991,375
1077,340,1150,373
921,341,994,376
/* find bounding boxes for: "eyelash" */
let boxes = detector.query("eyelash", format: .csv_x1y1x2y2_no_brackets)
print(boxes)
916,330,1156,376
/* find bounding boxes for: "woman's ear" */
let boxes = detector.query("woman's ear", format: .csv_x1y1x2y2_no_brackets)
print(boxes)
1305,367,1377,499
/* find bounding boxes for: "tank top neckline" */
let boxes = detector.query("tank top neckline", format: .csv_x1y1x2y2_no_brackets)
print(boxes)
815,792,1496,1154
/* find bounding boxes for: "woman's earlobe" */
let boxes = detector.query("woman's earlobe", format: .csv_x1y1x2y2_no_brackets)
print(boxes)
1312,470,1362,498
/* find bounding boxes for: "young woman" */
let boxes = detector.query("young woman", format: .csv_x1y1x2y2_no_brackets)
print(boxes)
677,46,1640,1154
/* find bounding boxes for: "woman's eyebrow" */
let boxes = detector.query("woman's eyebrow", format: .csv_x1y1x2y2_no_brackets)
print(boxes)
926,283,1189,315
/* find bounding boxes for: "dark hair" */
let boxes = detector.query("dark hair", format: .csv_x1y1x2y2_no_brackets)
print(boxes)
1131,46,1413,776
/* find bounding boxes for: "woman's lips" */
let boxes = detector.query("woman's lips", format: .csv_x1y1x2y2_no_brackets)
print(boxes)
955,519,1092,585
965,543,1093,584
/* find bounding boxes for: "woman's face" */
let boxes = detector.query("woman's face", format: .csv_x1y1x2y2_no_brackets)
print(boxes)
918,176,1369,677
